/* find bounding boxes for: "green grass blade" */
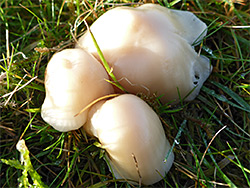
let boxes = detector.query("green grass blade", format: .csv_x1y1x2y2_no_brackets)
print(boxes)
227,142,250,186
84,21,126,92
202,138,237,187
230,29,245,69
165,120,186,162
202,86,250,113
210,81,250,112
61,148,79,186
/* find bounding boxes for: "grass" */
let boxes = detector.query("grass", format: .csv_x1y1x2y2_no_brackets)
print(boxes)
0,0,249,187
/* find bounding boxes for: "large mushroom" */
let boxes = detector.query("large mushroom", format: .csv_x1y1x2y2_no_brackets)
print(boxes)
85,94,174,185
77,3,212,103
41,48,114,132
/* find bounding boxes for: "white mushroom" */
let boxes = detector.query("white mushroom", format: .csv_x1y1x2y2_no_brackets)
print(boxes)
85,94,174,185
41,48,114,132
77,3,212,103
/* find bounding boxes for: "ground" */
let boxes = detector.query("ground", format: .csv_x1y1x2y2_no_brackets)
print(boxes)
0,0,250,187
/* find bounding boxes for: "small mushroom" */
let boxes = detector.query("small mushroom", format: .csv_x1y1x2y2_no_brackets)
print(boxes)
85,94,174,185
41,48,114,132
77,4,212,103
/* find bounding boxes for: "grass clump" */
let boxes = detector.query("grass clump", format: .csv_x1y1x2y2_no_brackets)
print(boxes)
1,0,250,187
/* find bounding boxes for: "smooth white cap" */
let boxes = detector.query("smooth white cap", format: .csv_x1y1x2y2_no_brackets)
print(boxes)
85,94,174,185
77,4,212,103
41,49,114,132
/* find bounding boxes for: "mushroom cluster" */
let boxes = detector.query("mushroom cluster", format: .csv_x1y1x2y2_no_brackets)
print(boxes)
41,3,212,186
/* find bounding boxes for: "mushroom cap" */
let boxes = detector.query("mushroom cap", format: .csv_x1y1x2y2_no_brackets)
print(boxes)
77,4,212,103
104,45,211,103
41,48,114,132
85,94,174,185
137,3,207,45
